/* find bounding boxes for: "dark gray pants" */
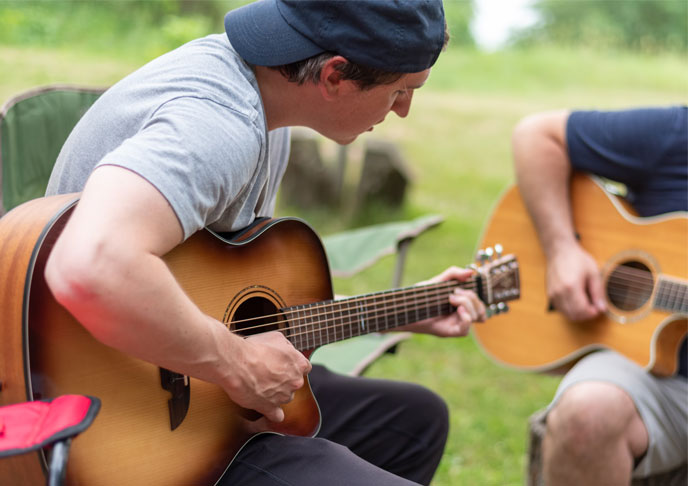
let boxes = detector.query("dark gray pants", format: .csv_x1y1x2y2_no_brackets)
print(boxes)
220,365,450,485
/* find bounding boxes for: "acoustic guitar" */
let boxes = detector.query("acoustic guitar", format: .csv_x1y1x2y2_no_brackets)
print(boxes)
0,194,520,486
476,173,687,377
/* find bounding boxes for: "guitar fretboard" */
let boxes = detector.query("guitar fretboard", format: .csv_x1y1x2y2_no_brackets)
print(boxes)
654,277,688,313
284,282,459,351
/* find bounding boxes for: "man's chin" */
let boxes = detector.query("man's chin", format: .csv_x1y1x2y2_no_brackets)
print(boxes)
312,128,360,145
330,134,358,145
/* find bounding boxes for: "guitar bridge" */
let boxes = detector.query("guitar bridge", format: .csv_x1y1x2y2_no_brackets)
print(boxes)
159,368,190,431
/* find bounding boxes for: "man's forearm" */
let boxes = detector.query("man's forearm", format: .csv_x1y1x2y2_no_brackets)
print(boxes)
512,110,578,260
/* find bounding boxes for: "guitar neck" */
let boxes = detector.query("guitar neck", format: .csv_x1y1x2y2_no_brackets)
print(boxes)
284,280,471,352
654,275,688,313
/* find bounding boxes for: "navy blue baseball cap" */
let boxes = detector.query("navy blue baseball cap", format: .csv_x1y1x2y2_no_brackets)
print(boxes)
224,0,445,73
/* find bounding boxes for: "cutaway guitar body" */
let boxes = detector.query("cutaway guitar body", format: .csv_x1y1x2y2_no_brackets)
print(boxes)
476,174,687,376
1,196,327,486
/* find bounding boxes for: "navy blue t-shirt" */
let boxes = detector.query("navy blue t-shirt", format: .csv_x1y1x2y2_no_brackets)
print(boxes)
566,106,688,377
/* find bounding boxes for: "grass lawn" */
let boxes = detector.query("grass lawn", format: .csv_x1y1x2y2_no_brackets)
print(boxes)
1,37,685,485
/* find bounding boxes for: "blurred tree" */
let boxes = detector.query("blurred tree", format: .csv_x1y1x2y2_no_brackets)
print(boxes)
0,0,475,55
512,0,687,53
444,0,476,48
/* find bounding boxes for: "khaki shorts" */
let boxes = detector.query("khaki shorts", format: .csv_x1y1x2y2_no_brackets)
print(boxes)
548,350,687,478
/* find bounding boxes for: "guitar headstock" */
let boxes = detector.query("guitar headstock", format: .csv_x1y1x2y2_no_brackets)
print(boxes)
472,245,520,316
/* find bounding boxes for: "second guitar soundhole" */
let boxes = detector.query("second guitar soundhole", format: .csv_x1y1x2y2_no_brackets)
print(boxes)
606,261,654,311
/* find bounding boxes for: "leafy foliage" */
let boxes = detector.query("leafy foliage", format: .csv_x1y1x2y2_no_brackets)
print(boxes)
0,1,252,60
0,0,476,59
513,0,687,54
443,0,475,47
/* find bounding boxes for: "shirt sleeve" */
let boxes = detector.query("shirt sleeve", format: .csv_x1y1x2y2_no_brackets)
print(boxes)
96,96,263,239
566,106,688,215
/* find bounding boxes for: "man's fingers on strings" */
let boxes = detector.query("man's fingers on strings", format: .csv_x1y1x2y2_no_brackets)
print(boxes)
450,289,483,322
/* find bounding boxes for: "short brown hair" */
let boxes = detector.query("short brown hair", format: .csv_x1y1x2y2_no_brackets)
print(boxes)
271,22,450,90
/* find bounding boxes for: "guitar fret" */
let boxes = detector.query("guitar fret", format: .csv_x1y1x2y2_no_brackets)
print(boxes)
299,305,308,350
415,288,422,323
420,286,434,322
308,305,317,349
655,282,667,309
311,306,321,348
333,300,343,344
669,281,678,311
377,292,390,332
355,300,363,337
371,293,379,333
322,301,333,346
301,305,313,349
423,286,431,322
285,312,297,348
398,295,409,327
375,291,388,331
379,291,389,330
290,306,301,350
346,299,356,339
303,305,312,349
315,304,326,348
297,306,307,350
655,278,688,313
338,299,349,342
312,307,319,347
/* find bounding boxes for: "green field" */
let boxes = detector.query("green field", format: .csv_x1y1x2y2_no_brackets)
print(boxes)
2,20,686,485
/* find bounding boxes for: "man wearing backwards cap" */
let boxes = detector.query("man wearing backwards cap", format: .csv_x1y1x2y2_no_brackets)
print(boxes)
45,1,485,484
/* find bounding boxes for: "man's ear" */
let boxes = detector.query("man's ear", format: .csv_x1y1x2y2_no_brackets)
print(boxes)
318,56,355,101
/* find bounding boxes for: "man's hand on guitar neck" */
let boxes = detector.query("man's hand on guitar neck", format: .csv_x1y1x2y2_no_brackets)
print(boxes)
547,241,607,322
397,266,487,337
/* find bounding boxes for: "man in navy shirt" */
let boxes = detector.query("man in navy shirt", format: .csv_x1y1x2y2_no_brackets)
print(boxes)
512,106,687,484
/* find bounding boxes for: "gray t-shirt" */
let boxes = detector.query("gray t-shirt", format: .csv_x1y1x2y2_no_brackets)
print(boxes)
47,33,290,240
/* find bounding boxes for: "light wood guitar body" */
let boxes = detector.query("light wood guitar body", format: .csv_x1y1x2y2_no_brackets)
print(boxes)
0,194,519,485
476,174,687,376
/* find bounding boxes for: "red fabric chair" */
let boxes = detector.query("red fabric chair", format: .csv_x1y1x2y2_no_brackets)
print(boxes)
0,395,100,486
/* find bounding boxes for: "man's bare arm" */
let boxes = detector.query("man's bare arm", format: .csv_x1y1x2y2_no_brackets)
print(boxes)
44,166,311,422
512,110,605,321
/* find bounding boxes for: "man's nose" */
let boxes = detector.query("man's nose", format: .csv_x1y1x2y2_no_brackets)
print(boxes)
392,91,413,118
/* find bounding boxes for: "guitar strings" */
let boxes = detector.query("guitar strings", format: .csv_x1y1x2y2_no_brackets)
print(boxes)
606,286,688,307
232,282,469,335
228,265,516,330
585,265,687,309
605,266,686,299
229,280,465,330
231,271,509,334
229,271,516,336
285,293,455,342
283,271,518,341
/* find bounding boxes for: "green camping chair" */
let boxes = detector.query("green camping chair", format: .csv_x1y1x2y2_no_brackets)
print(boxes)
0,84,106,216
0,84,442,376
313,214,443,375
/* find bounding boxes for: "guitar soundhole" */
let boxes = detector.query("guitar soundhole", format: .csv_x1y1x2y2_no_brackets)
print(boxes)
606,261,654,311
230,296,283,336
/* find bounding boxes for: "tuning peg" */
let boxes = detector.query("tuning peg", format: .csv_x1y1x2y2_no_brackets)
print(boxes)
487,303,496,317
494,244,503,257
475,249,488,264
485,247,494,261
497,302,509,313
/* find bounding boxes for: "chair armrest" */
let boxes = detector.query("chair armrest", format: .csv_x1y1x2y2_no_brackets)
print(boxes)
322,214,444,283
